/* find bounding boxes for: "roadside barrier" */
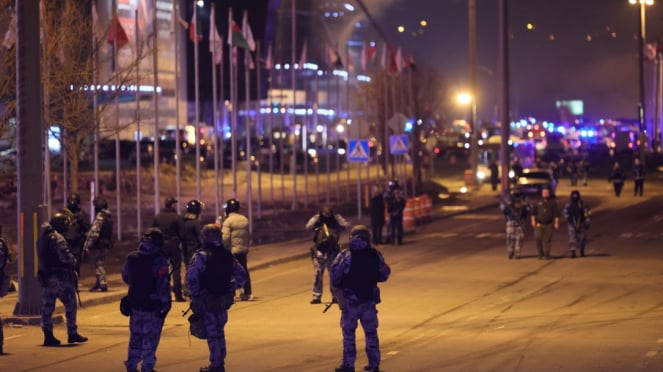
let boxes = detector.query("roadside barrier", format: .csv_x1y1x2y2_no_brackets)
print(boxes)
403,198,415,229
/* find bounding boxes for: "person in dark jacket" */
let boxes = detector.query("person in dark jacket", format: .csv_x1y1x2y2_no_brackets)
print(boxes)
186,224,247,372
122,228,171,372
562,190,591,258
330,225,391,372
153,196,185,301
387,188,406,245
368,184,385,245
530,188,560,260
489,160,499,191
61,193,90,277
632,158,646,196
608,161,626,197
305,205,349,304
38,212,88,346
182,200,204,267
83,196,113,292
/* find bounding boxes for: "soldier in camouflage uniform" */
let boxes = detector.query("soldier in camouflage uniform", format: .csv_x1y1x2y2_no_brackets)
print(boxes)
330,225,391,372
61,193,91,277
562,190,591,258
83,196,113,292
186,224,247,372
37,212,88,347
500,191,530,259
122,228,172,372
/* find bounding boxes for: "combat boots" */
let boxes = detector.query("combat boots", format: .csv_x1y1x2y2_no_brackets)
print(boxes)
68,333,88,343
43,330,61,346
335,365,355,372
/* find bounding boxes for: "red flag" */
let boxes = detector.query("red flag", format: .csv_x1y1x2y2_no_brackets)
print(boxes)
388,45,398,75
107,15,129,50
367,44,377,61
405,48,417,70
189,12,202,43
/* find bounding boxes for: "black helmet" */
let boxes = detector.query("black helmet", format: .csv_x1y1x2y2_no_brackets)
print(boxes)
570,190,581,201
93,196,108,211
224,198,240,216
67,193,81,207
142,227,164,246
200,224,222,246
186,200,204,215
349,224,371,243
165,196,177,208
50,212,71,234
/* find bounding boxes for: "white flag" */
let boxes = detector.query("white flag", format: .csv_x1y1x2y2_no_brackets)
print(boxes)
242,10,256,52
209,6,223,65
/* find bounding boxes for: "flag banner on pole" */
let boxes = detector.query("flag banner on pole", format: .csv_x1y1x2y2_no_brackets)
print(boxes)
209,6,223,65
380,42,387,71
298,39,307,69
388,44,398,75
360,41,367,71
346,44,354,73
406,48,416,70
367,43,377,61
328,45,343,69
395,46,403,73
189,11,202,43
171,6,188,34
241,10,256,52
228,20,250,50
108,15,129,50
264,43,273,70
247,49,255,69
2,12,16,49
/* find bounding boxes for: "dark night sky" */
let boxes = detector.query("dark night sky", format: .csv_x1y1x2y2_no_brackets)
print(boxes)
367,0,663,123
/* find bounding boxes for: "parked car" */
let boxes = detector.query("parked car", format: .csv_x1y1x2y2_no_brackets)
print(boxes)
514,168,556,196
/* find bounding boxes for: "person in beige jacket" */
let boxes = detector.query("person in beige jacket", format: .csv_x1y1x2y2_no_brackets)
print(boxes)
221,198,252,301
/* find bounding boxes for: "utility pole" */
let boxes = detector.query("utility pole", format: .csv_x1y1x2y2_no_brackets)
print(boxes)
14,0,45,317
499,0,511,194
468,0,479,190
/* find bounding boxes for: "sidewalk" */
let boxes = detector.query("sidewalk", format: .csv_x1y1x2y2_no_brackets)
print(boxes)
6,171,655,325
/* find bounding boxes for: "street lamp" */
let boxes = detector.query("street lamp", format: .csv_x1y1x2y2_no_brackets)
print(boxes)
629,0,654,136
457,92,478,187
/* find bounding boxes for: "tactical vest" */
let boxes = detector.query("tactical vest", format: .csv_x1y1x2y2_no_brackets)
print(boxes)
38,232,70,273
343,249,380,301
202,249,234,295
126,252,159,311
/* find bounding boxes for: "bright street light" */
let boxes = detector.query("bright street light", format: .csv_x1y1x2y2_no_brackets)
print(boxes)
456,92,473,105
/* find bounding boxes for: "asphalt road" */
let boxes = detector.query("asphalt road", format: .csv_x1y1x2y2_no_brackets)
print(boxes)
2,187,663,371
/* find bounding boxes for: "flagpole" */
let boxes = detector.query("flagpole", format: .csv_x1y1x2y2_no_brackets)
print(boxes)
135,9,142,232
152,0,160,215
92,3,100,201
325,68,331,204
244,15,253,235
267,48,274,205
314,69,320,206
211,4,220,218
229,8,238,199
345,43,351,201
114,1,122,240
220,37,225,206
173,1,181,214
290,0,298,211
256,40,263,219
279,65,285,202
193,3,201,200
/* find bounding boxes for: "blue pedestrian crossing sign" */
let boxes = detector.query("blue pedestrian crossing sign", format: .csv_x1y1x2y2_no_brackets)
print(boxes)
347,139,370,162
390,134,409,155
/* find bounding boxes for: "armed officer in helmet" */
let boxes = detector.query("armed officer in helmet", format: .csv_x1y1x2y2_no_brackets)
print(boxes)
61,193,90,277
83,196,113,292
187,224,247,372
330,225,391,372
562,190,591,258
122,228,172,372
220,198,252,301
305,205,349,304
153,196,186,302
38,212,88,347
182,200,204,268
500,190,530,259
